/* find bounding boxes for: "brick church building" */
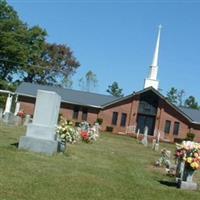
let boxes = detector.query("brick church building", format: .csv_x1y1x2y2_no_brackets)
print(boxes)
15,26,200,142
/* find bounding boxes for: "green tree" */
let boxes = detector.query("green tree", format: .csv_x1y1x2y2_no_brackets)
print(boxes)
0,0,80,86
23,43,80,86
166,87,178,105
177,89,185,106
79,70,98,92
106,81,124,97
184,96,199,110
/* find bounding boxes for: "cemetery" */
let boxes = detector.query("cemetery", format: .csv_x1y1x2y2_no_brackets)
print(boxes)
0,89,200,200
1,1,200,199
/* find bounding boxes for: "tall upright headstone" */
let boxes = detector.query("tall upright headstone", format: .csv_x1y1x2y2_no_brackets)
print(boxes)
19,90,61,155
136,129,140,139
141,126,148,146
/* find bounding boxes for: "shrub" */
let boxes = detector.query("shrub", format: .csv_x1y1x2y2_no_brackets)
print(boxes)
174,138,183,144
185,132,195,141
106,126,113,132
96,118,103,125
75,122,80,127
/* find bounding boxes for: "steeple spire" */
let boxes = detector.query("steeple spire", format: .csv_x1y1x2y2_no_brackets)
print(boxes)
151,24,162,68
144,25,162,90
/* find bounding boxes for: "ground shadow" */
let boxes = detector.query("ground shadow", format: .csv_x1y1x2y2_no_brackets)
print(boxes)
159,180,178,188
11,142,19,148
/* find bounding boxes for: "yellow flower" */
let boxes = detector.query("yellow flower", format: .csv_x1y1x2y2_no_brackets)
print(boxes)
186,157,193,163
191,162,199,170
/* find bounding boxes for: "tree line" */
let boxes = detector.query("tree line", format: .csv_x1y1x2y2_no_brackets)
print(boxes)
166,87,199,110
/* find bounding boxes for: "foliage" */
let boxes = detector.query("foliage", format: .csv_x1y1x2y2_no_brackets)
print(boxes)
106,126,113,132
23,43,80,86
75,121,81,127
78,70,98,92
185,132,195,141
177,89,185,106
56,119,80,144
166,87,178,105
166,87,200,109
96,118,103,125
0,0,80,87
176,141,200,170
106,81,124,97
184,96,199,110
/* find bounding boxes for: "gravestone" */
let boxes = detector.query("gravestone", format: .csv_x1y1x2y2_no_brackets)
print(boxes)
23,114,31,126
94,122,100,135
136,129,140,139
152,139,156,149
3,112,15,124
0,108,3,120
18,90,61,155
14,116,22,126
141,126,148,146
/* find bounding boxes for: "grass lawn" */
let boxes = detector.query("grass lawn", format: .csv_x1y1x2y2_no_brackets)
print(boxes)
0,123,200,200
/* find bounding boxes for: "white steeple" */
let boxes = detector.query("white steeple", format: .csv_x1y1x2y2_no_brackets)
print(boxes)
144,25,162,90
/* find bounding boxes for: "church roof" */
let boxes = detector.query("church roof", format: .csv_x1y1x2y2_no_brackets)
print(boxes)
16,82,119,108
16,82,200,124
179,107,200,124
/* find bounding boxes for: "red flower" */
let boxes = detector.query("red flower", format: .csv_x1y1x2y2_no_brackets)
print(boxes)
81,131,89,142
17,111,25,118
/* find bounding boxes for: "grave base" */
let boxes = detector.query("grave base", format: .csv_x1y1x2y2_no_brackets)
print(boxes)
178,180,198,190
18,136,58,155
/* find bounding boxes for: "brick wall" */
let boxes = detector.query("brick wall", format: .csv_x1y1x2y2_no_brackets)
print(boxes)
18,94,200,143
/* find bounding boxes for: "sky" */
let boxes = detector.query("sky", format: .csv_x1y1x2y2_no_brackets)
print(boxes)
6,0,200,101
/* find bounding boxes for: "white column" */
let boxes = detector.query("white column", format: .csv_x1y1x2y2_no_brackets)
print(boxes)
14,102,21,115
4,94,13,114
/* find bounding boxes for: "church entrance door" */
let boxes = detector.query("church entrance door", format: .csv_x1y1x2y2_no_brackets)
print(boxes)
136,114,155,135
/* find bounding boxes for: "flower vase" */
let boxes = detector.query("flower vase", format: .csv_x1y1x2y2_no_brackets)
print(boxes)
183,167,195,182
59,141,67,152
176,160,185,180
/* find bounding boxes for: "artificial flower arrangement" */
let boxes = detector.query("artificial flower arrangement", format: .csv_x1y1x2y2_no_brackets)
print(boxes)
17,110,25,118
56,118,80,144
175,141,200,170
80,121,99,143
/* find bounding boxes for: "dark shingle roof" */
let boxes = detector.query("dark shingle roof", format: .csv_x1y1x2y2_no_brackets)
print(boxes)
16,82,119,108
179,107,200,123
16,83,200,124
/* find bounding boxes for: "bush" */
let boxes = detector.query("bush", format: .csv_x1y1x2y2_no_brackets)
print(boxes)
75,121,81,127
96,118,103,125
185,132,195,141
106,126,113,132
174,138,183,144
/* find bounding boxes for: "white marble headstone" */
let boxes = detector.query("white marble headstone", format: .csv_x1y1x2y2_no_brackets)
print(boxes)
19,90,61,155
141,126,148,146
